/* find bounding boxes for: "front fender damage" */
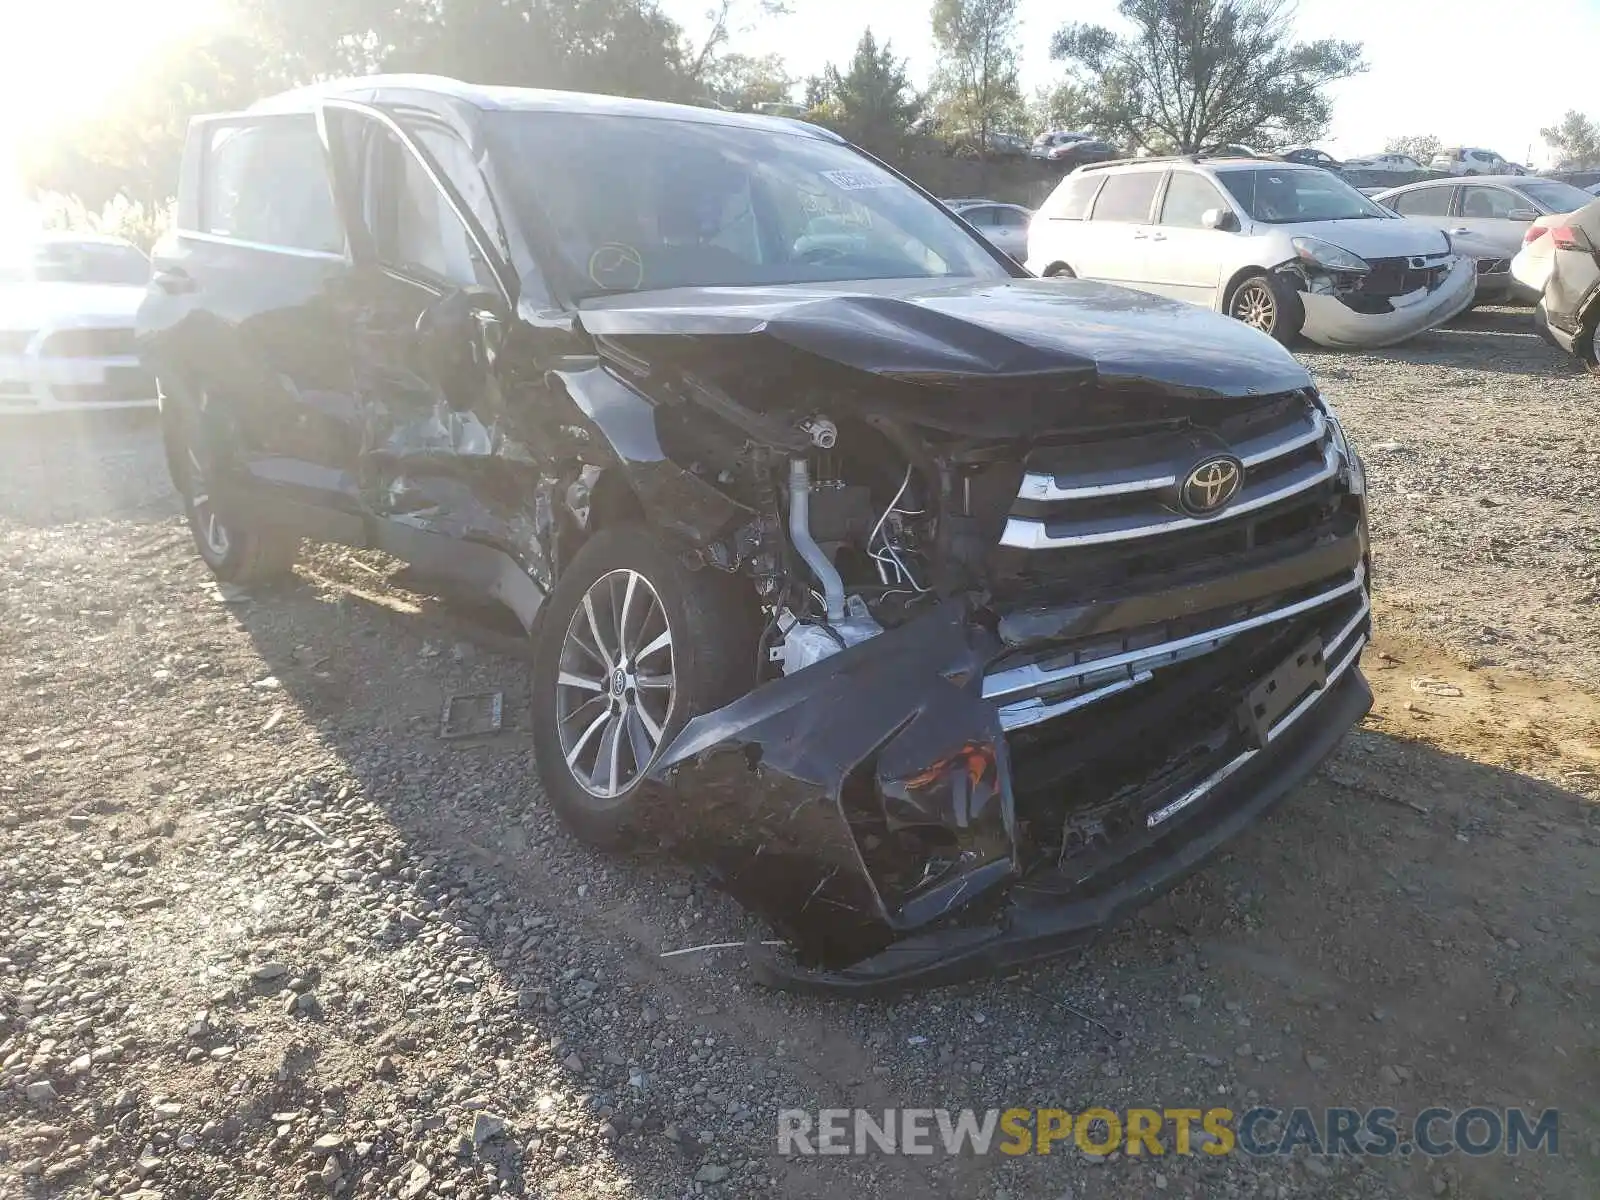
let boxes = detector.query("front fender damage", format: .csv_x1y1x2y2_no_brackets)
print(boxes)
645,600,1019,970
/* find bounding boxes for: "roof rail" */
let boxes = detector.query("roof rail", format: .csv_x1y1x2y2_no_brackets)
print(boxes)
1076,154,1199,172
1076,150,1284,173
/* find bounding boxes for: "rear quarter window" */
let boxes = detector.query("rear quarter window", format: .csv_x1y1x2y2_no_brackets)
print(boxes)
201,116,343,253
1040,174,1103,220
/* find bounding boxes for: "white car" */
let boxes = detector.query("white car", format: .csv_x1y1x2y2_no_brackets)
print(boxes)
1429,147,1512,176
0,233,156,413
944,199,1032,261
1026,158,1474,347
1344,153,1424,175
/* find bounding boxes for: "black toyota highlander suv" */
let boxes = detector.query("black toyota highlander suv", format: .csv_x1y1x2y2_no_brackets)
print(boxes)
138,75,1372,993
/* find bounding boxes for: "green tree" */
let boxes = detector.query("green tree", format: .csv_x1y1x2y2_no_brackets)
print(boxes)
1540,111,1600,170
702,52,795,111
1027,81,1089,134
816,30,922,157
18,31,290,208
1383,134,1442,165
930,0,1025,149
1050,0,1364,153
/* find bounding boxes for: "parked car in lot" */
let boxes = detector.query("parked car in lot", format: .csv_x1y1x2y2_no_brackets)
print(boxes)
944,198,1032,261
1375,176,1597,300
1343,153,1424,175
1027,158,1474,346
0,232,156,413
138,76,1373,992
1047,138,1118,168
1280,147,1341,171
1200,143,1262,159
1532,198,1600,374
1430,147,1513,175
1030,130,1092,159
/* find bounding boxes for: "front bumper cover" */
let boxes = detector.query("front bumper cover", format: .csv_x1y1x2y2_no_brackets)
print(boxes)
647,530,1371,993
1299,255,1476,348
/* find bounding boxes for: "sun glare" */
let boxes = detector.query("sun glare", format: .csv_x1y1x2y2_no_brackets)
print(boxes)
0,0,223,213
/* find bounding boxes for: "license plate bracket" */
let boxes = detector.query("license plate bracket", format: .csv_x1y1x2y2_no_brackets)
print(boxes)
1238,636,1326,748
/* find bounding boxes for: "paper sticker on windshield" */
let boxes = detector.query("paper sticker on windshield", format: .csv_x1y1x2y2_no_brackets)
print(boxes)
821,168,895,191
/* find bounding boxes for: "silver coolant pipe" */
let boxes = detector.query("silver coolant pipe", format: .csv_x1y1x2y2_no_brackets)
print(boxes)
788,457,844,621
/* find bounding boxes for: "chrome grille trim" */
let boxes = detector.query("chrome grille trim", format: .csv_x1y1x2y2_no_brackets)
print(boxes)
1018,410,1327,503
985,565,1365,709
1001,443,1339,550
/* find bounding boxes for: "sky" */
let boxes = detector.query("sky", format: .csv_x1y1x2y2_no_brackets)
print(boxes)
0,0,1595,187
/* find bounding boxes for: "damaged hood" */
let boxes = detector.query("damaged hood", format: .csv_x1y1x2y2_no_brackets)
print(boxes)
1273,217,1452,260
577,276,1311,401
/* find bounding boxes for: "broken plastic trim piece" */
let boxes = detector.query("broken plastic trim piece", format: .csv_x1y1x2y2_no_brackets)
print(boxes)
439,691,505,739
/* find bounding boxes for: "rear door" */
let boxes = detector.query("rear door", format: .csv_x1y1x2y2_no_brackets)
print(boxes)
1386,183,1456,236
1074,169,1163,287
143,112,361,524
1141,169,1231,304
1455,184,1533,257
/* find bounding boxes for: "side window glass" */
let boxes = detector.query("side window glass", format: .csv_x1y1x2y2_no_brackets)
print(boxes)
369,126,497,291
1090,171,1161,222
1459,186,1516,218
995,208,1028,228
1393,188,1451,217
1041,174,1101,220
1159,172,1228,227
964,207,996,228
203,117,342,253
405,122,509,261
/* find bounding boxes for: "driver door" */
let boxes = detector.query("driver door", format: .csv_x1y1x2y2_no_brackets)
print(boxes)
319,101,518,539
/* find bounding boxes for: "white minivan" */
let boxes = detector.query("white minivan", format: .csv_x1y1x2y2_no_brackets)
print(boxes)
1026,157,1475,348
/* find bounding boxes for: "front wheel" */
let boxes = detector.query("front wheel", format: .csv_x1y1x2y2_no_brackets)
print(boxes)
1226,272,1304,345
530,524,758,847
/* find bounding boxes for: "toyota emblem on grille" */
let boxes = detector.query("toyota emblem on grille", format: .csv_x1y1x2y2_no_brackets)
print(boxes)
1180,455,1244,516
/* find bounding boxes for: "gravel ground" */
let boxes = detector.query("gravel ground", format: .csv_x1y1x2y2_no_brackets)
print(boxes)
2,315,1598,1200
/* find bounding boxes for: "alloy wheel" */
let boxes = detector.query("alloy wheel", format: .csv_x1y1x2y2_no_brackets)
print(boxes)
554,568,676,800
185,444,231,560
1233,282,1277,333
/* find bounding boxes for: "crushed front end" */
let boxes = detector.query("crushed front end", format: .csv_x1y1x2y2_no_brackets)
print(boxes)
1291,247,1476,348
645,377,1371,994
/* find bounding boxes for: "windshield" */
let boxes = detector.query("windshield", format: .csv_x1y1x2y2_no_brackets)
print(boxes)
1218,167,1390,223
0,240,150,285
1518,180,1596,213
487,112,1009,298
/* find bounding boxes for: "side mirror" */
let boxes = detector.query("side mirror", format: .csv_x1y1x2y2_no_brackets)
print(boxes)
1506,208,1539,222
1201,207,1240,232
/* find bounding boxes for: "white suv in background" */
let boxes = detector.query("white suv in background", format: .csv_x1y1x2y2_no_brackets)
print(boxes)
1026,157,1475,347
1429,147,1512,176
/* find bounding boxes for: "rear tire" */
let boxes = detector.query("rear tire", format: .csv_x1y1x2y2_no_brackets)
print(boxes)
1579,308,1600,377
168,402,298,584
1226,272,1304,345
1043,262,1076,278
530,523,759,848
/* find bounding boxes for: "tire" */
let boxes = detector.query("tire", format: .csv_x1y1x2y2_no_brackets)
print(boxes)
530,523,759,847
1043,263,1077,278
168,405,298,584
1579,308,1600,377
1226,272,1305,345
